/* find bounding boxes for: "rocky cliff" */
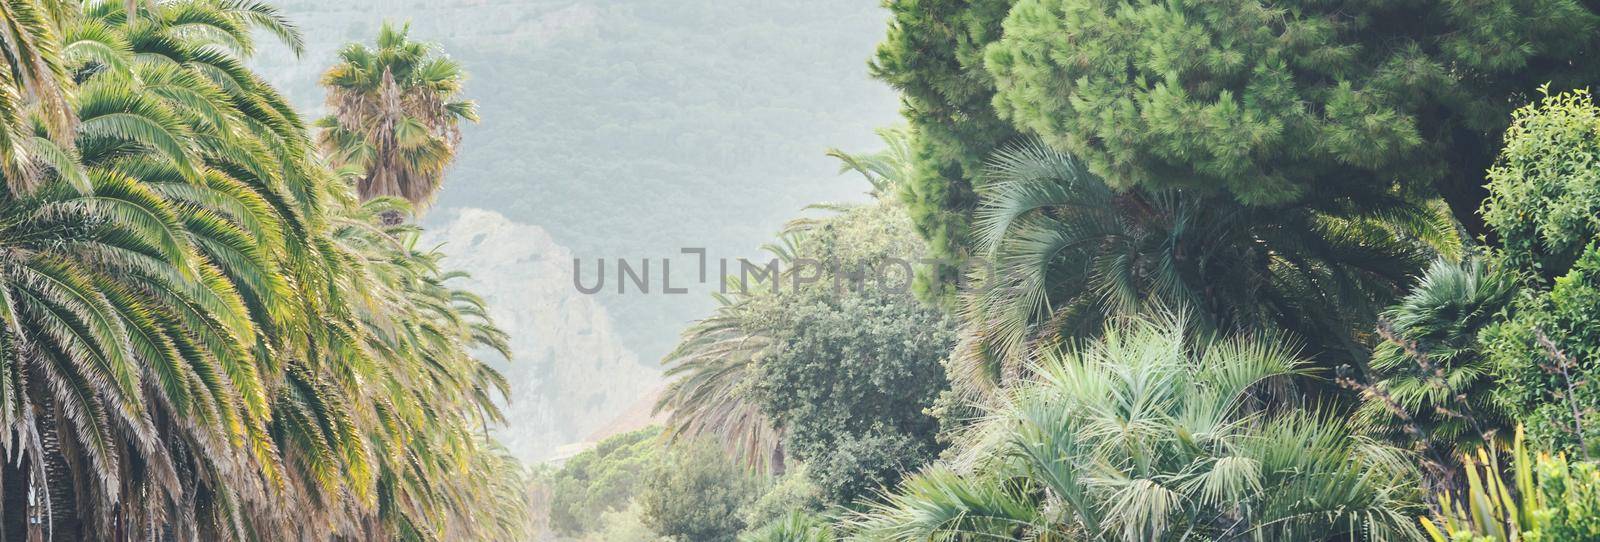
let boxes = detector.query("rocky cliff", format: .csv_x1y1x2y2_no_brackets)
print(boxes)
421,209,658,462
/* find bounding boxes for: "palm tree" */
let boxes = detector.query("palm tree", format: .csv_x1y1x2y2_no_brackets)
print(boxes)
825,125,913,200
952,141,1449,396
0,0,75,194
323,203,524,540
1355,256,1519,465
0,2,529,540
850,318,1426,541
657,295,787,472
656,128,922,472
0,4,297,534
317,21,477,224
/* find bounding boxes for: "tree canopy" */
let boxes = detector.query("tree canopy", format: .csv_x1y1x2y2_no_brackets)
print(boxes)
870,0,1019,302
983,0,1600,238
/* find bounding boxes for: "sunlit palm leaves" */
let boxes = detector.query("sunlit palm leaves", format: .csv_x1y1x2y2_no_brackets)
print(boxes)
0,0,75,193
851,318,1426,541
0,1,528,540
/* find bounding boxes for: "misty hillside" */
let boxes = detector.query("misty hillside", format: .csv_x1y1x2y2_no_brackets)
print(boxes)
420,209,658,462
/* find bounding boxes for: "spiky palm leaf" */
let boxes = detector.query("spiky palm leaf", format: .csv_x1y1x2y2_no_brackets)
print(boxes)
740,510,837,542
0,0,75,193
851,318,1426,541
1356,256,1519,462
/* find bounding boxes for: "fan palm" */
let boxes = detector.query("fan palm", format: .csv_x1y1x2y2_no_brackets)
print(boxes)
953,141,1447,395
740,511,836,542
316,21,477,223
1355,256,1519,465
851,318,1426,541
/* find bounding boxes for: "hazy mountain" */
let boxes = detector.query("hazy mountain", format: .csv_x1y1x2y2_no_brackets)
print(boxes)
255,0,898,460
421,209,657,462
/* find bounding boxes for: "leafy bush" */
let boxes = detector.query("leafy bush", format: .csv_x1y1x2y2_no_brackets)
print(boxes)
1527,455,1600,541
545,428,666,536
641,440,764,542
746,202,957,504
741,464,825,531
802,431,932,506
1483,89,1600,280
1485,245,1600,455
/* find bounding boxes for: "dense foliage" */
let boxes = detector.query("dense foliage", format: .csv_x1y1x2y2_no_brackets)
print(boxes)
1357,257,1519,457
640,439,763,542
878,0,1600,299
855,319,1425,541
744,203,955,504
870,0,1018,302
1483,89,1600,280
0,1,527,540
1486,245,1600,455
544,428,663,536
983,0,1600,238
650,3,1600,541
21,0,1600,539
532,429,825,542
1480,91,1600,456
952,142,1441,394
1423,428,1600,541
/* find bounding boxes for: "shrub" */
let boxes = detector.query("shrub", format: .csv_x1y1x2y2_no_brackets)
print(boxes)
1483,89,1600,281
545,428,665,536
1484,245,1600,455
641,440,763,542
851,318,1425,541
